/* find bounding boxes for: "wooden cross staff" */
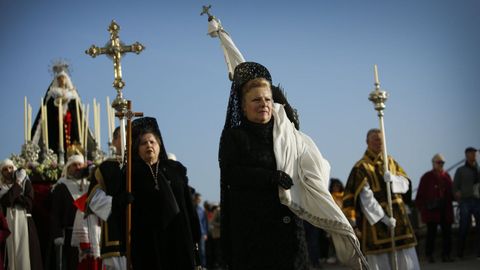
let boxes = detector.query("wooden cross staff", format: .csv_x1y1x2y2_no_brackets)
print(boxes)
116,100,143,269
86,20,144,269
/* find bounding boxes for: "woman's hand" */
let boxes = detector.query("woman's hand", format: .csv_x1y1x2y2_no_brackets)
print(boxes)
272,170,294,190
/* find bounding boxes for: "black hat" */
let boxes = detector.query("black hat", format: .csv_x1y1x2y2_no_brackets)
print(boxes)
465,147,477,153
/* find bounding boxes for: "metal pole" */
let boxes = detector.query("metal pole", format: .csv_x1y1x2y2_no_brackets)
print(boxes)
125,101,133,269
119,117,126,165
368,64,397,270
446,158,466,173
378,110,397,270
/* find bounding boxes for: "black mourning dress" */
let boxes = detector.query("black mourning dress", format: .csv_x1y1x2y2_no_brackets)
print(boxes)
131,159,200,270
220,118,308,270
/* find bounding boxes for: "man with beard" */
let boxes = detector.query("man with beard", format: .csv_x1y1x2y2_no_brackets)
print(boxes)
50,154,89,270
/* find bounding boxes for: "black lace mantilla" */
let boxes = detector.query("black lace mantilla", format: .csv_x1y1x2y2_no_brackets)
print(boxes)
223,62,299,130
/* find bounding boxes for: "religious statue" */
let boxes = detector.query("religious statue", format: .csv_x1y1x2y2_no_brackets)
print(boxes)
31,61,95,164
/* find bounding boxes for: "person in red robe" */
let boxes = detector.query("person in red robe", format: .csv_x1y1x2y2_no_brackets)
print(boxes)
415,153,454,263
0,208,10,270
72,193,102,270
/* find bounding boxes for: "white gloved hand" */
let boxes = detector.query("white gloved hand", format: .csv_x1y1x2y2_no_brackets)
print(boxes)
15,169,27,184
381,215,396,228
384,171,392,183
54,237,64,246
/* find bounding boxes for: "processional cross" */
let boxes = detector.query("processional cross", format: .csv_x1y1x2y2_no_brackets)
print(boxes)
201,5,214,20
85,20,144,269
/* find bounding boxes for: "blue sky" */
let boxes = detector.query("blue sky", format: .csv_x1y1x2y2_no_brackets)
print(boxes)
1,0,479,203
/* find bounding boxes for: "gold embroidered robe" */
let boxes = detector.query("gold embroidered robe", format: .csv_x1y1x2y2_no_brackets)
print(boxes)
343,150,417,255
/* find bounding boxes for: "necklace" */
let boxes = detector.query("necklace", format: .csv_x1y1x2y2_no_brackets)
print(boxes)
147,162,160,190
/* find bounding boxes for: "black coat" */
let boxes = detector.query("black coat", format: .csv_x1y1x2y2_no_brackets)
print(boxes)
220,119,307,270
86,158,126,258
49,182,79,270
131,159,200,270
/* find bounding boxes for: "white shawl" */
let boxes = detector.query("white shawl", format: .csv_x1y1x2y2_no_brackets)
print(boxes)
272,103,368,269
71,210,101,260
53,177,88,201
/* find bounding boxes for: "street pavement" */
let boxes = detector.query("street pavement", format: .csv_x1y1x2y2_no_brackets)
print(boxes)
325,255,479,269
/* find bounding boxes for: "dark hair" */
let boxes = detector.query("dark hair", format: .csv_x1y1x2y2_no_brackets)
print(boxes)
465,147,477,154
113,126,121,140
366,128,381,142
329,178,344,193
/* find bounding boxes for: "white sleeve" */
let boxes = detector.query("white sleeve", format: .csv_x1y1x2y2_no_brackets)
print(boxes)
71,210,88,247
391,175,409,194
359,183,386,225
89,189,112,221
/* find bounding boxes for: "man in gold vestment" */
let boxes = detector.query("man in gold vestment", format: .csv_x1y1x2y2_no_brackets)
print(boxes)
343,129,420,270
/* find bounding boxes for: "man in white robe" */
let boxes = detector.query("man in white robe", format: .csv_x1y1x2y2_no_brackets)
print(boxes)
0,159,43,270
50,154,89,270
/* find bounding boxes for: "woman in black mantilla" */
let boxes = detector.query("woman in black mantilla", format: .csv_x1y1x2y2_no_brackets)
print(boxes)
219,62,308,270
220,62,368,270
130,117,200,269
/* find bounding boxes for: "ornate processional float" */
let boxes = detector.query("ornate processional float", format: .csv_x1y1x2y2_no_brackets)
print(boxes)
9,59,119,269
12,60,116,182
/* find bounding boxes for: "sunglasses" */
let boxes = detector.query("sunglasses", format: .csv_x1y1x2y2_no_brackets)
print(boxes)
435,161,445,164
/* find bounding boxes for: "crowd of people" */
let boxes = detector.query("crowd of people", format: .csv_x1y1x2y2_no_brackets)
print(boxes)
0,61,478,270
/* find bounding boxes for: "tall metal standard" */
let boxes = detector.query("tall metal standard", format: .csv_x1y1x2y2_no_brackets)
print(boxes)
85,20,144,269
368,64,397,270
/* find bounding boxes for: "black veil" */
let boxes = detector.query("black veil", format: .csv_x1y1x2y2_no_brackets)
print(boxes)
221,62,299,130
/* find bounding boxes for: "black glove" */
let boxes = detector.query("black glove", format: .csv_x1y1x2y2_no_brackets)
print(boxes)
271,170,294,190
111,192,134,214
